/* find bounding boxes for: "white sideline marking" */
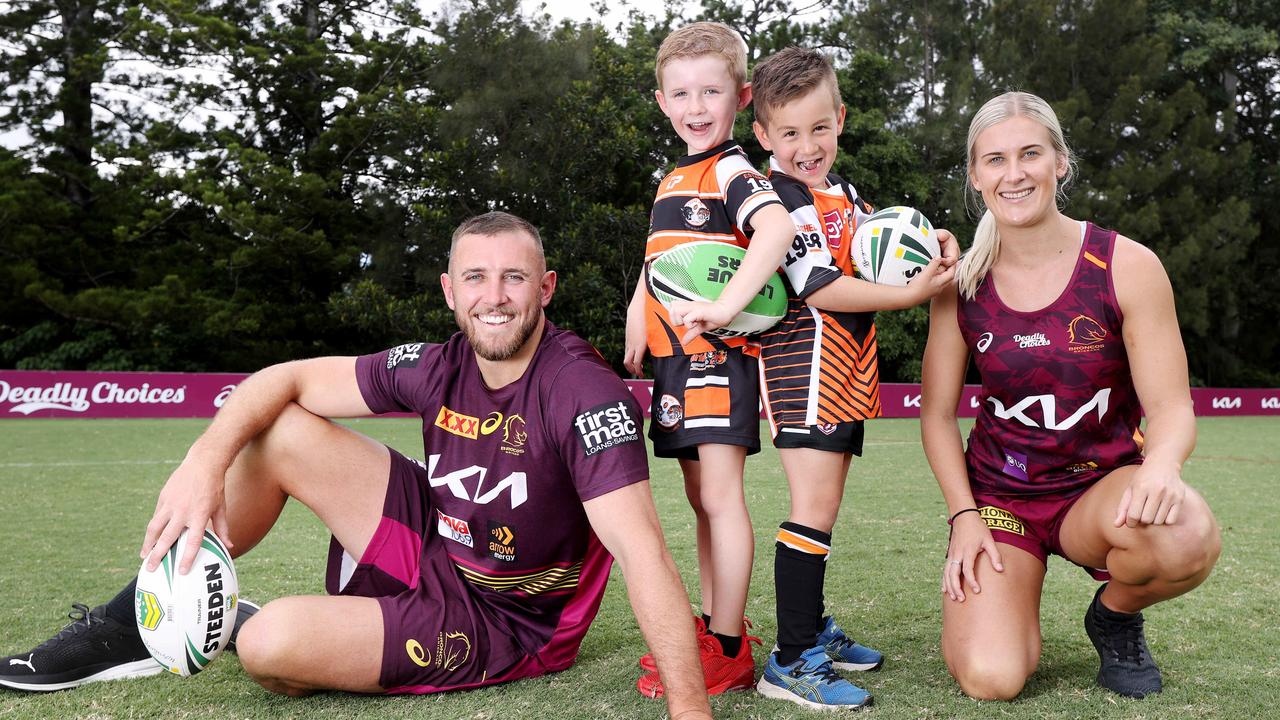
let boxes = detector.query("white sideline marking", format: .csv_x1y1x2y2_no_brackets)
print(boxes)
0,459,180,468
2,442,921,468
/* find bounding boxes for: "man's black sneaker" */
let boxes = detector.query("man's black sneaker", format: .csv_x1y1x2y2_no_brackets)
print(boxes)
226,598,260,654
0,603,162,692
1084,584,1163,698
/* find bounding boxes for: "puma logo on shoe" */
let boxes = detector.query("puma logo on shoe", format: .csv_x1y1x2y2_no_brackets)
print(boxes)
8,654,35,672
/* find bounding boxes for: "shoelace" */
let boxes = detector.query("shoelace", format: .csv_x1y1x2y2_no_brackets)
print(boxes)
36,603,98,650
1096,612,1147,665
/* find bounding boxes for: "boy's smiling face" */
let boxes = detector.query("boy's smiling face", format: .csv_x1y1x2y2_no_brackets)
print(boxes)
753,83,845,189
656,54,751,155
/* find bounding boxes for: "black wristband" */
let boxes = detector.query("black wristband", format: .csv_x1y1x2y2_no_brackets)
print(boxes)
948,507,980,525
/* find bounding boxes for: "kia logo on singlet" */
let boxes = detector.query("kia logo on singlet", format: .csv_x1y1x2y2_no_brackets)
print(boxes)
987,388,1111,431
425,455,528,509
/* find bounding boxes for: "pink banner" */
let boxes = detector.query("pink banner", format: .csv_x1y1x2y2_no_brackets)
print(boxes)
1,371,1277,419
0,370,248,419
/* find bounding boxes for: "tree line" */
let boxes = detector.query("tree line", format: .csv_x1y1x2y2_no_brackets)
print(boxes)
1,0,1275,386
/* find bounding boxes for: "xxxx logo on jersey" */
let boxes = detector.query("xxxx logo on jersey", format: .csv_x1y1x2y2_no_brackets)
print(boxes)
435,407,523,442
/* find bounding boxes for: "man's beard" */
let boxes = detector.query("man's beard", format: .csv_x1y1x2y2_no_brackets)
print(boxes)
457,305,542,362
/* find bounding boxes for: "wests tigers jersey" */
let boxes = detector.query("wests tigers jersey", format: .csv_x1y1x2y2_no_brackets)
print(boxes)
758,164,882,432
959,222,1144,496
644,140,783,357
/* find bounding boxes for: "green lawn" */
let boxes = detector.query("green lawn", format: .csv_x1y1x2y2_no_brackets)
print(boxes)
1,416,1276,719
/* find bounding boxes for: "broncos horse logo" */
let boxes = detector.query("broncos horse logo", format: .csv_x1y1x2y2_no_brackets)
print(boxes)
1068,315,1107,349
502,414,528,448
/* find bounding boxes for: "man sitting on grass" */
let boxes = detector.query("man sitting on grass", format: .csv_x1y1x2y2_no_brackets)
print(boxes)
0,212,714,720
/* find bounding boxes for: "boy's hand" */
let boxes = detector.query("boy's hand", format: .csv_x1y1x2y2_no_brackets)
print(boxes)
906,257,956,304
624,317,647,378
669,299,734,344
936,228,960,267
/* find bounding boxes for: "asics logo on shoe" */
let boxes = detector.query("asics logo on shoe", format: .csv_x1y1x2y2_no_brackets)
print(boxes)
8,654,35,672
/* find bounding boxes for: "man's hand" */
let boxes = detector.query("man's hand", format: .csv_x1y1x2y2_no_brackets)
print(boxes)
141,451,232,574
584,482,712,719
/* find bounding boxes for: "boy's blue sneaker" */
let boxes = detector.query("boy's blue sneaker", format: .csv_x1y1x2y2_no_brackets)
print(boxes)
817,616,883,671
757,646,872,710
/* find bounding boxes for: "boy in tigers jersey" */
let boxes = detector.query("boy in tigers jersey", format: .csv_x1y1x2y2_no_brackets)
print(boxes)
623,21,795,698
746,47,959,710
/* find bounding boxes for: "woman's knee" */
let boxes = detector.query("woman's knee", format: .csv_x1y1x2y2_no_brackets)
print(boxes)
1147,497,1221,581
947,652,1036,701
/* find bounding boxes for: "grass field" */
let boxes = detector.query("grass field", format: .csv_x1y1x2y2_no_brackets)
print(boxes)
1,416,1276,719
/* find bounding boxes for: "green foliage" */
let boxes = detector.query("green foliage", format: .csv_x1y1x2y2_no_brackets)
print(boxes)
0,0,1275,384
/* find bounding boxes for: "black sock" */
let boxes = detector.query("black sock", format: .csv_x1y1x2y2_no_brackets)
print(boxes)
104,578,138,627
774,522,831,665
1093,583,1141,620
701,612,712,628
712,631,742,658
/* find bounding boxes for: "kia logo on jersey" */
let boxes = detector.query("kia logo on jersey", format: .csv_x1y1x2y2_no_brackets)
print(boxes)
987,388,1111,431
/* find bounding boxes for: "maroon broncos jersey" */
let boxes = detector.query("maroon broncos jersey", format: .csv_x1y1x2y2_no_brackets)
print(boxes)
355,323,648,666
959,222,1144,496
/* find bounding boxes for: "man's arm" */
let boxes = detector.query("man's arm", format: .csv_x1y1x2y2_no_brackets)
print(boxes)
143,357,371,573
583,481,712,720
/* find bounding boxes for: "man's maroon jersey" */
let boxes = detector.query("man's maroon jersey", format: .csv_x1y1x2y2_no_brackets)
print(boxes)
959,222,1144,496
355,323,648,667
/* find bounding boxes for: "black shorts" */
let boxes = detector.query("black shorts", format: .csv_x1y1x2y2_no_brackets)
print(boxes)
772,421,864,455
648,350,760,459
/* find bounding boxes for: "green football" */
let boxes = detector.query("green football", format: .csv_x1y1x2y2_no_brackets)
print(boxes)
646,241,788,338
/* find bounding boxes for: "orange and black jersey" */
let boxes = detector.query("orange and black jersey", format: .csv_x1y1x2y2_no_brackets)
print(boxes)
758,162,882,431
644,140,784,357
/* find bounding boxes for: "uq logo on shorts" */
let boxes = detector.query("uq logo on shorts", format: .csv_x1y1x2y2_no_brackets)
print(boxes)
574,401,640,456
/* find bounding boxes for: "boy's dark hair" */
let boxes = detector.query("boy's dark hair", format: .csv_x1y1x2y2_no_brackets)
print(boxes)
751,47,842,129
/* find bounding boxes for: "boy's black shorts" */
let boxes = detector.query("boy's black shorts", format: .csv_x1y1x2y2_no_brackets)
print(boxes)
771,420,864,456
648,349,760,460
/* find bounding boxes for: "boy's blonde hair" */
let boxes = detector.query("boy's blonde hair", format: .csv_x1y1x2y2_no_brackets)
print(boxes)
751,47,842,129
655,21,748,90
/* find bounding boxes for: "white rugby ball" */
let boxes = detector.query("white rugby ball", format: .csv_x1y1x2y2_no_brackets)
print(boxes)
135,528,239,676
852,206,940,286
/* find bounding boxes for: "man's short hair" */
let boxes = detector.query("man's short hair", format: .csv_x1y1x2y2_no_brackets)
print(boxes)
450,211,544,259
751,47,842,130
655,21,748,91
